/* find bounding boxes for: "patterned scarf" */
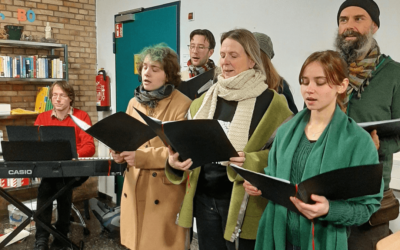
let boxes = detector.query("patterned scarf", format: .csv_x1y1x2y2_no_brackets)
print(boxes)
344,42,380,104
134,84,175,109
193,69,268,153
187,59,215,78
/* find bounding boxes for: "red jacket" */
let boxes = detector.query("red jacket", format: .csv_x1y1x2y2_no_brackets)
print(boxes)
34,108,95,157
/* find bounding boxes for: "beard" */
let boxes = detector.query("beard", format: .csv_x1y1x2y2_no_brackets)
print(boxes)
335,28,375,65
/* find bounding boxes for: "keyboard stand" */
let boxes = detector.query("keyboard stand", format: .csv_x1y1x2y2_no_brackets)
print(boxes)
0,177,83,249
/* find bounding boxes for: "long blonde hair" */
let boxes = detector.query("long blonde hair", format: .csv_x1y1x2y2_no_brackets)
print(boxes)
259,50,283,91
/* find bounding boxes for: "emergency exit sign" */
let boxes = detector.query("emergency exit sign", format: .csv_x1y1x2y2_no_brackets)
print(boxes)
115,23,123,38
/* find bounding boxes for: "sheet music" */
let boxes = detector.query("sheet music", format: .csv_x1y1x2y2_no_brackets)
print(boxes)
69,114,91,130
197,79,213,94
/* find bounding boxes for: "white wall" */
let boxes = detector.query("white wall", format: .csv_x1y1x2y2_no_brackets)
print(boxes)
97,0,400,111
96,0,400,230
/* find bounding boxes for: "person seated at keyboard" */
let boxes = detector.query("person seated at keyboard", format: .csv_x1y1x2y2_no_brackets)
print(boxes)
33,81,95,250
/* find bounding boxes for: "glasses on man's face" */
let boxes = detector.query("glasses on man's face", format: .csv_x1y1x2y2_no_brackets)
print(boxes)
187,45,210,52
52,94,69,99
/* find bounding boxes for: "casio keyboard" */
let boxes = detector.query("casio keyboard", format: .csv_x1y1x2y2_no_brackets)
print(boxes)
0,157,127,249
0,157,126,178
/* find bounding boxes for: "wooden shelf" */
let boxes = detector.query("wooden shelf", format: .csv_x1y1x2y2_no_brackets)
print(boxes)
0,114,39,120
0,78,65,83
0,40,66,49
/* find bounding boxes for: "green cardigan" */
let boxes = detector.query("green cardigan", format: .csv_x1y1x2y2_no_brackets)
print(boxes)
165,91,293,240
347,55,400,190
255,107,383,250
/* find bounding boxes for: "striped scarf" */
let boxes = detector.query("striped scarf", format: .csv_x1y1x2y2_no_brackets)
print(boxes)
344,43,380,104
187,59,215,78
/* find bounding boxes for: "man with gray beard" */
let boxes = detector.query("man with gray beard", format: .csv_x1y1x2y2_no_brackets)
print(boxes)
336,0,400,249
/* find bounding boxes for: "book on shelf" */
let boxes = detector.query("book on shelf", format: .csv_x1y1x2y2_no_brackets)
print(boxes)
21,56,25,79
44,87,53,111
34,87,49,113
230,163,382,216
0,55,63,79
0,104,11,116
0,56,4,77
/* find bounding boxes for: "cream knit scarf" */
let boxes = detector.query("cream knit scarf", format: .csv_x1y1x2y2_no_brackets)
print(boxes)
193,69,268,152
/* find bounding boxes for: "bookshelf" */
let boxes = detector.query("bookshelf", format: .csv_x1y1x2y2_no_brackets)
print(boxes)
0,114,39,120
0,40,68,82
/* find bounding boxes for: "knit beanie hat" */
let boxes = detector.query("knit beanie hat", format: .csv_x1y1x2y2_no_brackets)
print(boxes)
253,32,274,59
337,0,380,27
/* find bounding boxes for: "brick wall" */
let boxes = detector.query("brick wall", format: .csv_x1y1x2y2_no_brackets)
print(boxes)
0,0,98,213
0,0,98,130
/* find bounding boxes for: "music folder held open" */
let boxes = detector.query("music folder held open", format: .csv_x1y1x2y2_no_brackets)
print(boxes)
178,68,215,100
134,108,239,169
230,163,383,216
358,118,400,137
70,112,157,152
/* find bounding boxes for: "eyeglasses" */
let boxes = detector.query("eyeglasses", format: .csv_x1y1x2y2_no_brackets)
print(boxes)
52,94,69,99
187,45,210,51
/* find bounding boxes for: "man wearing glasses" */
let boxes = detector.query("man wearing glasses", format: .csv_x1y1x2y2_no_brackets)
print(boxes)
180,29,216,99
33,81,95,250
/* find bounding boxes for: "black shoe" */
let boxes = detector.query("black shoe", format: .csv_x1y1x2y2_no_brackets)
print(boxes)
50,238,72,250
33,238,49,250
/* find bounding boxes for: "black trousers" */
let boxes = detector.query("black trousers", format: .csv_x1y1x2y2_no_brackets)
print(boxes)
194,192,255,250
35,177,87,240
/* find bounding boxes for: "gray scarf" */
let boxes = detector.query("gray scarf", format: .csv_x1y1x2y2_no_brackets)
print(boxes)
134,84,175,109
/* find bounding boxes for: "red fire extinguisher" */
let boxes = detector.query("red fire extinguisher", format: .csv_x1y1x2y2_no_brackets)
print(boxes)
96,68,111,111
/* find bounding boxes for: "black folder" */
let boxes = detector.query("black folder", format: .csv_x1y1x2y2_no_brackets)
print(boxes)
230,163,383,216
134,108,239,169
6,126,40,141
70,112,157,152
1,141,73,161
39,126,78,159
358,118,400,137
178,68,215,100
2,125,77,161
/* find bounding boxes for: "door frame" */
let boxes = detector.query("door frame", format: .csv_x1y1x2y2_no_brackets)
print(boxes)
113,1,180,57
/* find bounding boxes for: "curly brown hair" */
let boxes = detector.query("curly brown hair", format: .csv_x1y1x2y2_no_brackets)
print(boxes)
136,43,181,88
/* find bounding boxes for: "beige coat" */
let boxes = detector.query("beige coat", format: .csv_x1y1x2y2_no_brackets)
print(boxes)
120,90,192,250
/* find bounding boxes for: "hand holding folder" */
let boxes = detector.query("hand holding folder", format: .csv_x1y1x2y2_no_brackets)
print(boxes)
134,108,239,169
231,163,383,216
70,110,239,169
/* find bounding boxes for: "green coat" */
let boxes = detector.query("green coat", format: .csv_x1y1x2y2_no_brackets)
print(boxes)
255,107,384,250
165,91,293,240
347,55,400,190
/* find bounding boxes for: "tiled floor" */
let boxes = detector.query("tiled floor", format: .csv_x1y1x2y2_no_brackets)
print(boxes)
0,199,199,250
